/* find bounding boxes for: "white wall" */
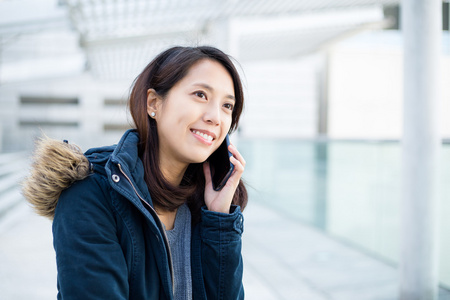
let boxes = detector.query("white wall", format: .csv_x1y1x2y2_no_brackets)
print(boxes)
240,55,321,139
328,31,450,140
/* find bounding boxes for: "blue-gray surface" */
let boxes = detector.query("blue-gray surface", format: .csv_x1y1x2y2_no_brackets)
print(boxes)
239,140,450,288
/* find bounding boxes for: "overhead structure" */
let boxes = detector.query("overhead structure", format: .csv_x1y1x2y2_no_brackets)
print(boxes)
0,0,400,81
61,0,400,80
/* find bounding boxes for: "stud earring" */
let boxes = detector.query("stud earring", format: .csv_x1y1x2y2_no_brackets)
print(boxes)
150,112,156,118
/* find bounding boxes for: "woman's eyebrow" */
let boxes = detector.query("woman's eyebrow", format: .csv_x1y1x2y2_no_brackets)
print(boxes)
192,83,235,101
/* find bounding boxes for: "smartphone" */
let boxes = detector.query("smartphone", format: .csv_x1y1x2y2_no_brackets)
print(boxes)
209,134,234,191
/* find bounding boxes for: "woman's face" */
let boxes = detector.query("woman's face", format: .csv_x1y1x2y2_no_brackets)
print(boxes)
149,59,235,167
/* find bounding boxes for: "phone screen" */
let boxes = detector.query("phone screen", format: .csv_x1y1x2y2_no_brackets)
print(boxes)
209,135,234,191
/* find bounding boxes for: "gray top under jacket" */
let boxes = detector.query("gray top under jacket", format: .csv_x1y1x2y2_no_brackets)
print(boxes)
165,203,193,300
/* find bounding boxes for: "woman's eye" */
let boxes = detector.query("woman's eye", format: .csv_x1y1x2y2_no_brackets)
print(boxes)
224,103,234,111
194,91,206,99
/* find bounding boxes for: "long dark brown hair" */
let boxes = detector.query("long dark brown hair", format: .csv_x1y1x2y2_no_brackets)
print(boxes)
128,46,247,223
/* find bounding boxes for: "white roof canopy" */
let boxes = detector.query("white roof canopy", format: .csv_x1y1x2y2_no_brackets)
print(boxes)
0,0,399,81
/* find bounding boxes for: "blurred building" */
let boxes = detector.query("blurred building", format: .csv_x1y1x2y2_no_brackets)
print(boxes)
0,0,449,151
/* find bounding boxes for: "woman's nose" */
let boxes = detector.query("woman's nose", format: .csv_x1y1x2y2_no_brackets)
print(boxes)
203,103,220,125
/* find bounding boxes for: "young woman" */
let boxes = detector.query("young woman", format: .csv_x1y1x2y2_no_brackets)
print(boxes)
23,46,248,299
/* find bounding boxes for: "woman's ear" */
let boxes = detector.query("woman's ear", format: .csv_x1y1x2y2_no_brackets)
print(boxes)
147,89,162,118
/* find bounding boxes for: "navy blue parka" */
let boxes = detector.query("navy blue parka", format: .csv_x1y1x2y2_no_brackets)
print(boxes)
51,130,245,299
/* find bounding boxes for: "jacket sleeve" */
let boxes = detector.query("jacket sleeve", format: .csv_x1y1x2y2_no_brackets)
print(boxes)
200,205,244,300
52,174,129,300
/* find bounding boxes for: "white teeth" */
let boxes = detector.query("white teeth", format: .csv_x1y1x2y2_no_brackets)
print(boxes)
193,130,213,141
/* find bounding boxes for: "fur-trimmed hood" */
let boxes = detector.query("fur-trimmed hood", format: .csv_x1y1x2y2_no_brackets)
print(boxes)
22,130,144,220
22,137,92,220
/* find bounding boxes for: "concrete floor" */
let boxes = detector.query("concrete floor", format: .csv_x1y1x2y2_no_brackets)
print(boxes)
0,198,449,300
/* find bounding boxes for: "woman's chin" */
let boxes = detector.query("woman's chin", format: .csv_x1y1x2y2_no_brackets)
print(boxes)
184,155,210,165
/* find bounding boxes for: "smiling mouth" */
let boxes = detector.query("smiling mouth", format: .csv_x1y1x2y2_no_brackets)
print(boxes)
191,130,215,142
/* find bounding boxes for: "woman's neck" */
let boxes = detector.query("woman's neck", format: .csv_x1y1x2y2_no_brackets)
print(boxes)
155,151,189,230
158,154,188,186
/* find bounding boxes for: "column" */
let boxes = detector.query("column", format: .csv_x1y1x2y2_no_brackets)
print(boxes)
400,0,442,299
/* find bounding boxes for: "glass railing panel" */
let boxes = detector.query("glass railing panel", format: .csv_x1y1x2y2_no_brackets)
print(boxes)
239,139,450,288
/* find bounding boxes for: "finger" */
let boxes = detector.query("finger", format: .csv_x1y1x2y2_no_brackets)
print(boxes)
230,155,244,175
228,144,245,178
229,144,245,166
226,156,244,188
228,144,246,168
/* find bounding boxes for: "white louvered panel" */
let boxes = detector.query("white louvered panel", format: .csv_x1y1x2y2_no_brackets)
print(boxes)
66,0,399,41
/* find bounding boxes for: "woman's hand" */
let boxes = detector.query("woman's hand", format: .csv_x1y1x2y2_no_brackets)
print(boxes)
203,144,246,214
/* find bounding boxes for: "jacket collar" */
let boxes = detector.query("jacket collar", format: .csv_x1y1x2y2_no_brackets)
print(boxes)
109,129,153,206
85,129,154,208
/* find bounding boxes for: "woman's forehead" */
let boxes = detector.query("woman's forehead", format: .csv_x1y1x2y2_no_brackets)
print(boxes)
180,59,235,95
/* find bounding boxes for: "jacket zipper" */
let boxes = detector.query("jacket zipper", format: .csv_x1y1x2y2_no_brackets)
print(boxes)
117,163,175,294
